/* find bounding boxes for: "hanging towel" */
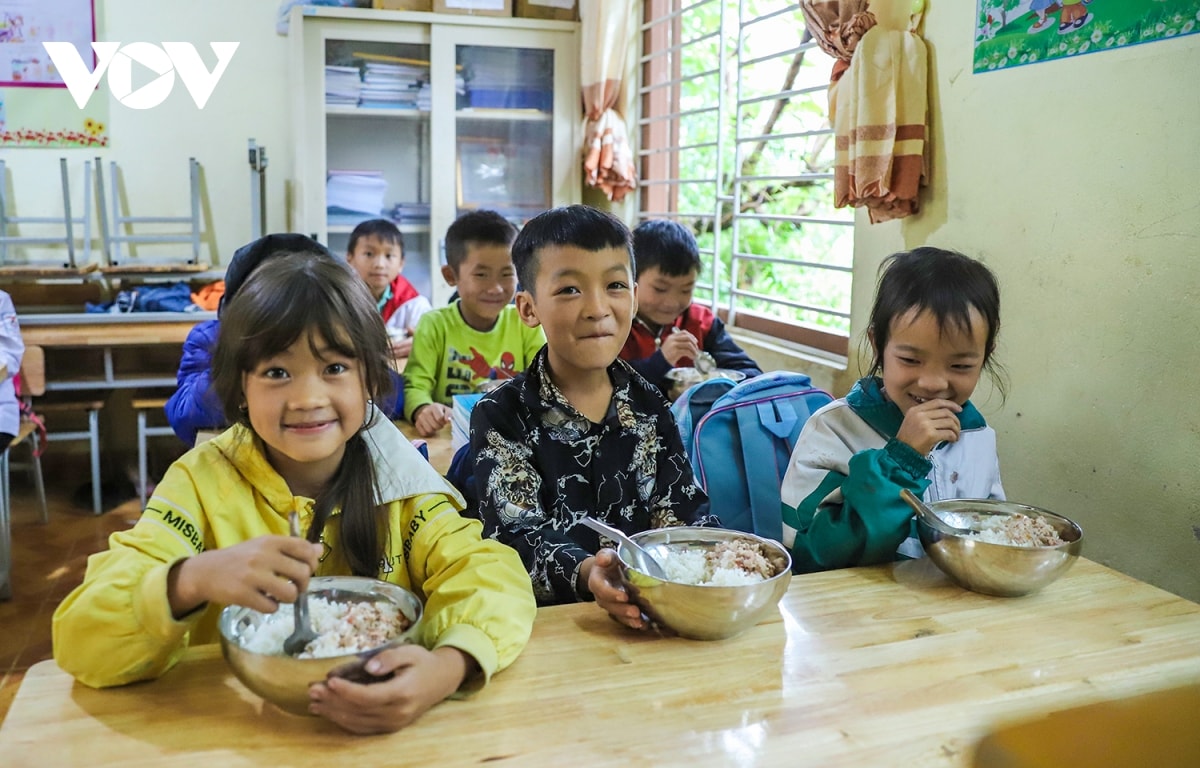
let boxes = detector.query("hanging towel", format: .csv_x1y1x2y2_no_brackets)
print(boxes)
832,10,928,224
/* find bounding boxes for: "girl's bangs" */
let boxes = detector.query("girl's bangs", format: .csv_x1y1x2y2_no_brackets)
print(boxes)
237,280,358,369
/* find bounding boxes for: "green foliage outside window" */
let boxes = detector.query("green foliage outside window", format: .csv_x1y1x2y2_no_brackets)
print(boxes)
661,0,853,339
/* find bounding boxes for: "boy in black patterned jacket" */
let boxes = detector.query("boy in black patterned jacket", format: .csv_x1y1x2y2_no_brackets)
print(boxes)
467,205,718,628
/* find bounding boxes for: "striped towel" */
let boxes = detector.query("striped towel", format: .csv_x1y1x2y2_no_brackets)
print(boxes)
832,13,928,224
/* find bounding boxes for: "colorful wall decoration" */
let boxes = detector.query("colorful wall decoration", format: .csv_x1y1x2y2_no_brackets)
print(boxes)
0,0,108,147
974,0,1200,73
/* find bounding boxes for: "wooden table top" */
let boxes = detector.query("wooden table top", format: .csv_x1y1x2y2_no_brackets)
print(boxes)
2,558,1198,767
18,313,213,348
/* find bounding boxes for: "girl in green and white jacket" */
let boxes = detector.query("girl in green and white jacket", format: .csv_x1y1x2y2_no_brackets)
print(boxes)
781,247,1006,573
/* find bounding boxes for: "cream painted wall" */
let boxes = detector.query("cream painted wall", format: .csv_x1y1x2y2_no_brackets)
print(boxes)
0,1,292,269
852,2,1200,600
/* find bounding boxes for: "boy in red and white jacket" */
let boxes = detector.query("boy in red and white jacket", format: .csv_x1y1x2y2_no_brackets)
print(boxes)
346,219,433,358
619,219,761,395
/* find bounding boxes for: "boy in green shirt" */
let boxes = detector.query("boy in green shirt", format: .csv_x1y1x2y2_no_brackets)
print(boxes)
404,210,546,437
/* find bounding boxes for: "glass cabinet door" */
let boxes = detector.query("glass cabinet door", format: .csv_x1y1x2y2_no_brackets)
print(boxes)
322,34,434,298
452,44,555,225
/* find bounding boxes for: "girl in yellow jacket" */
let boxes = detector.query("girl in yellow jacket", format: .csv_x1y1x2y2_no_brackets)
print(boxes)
52,243,537,735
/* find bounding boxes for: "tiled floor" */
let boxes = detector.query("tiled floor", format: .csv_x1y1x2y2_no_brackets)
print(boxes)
0,474,142,725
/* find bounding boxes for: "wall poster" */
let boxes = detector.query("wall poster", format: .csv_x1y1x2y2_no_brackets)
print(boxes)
0,0,108,147
974,0,1200,73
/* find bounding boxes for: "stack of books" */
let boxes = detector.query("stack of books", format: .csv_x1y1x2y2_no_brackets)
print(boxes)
325,65,362,107
326,170,388,218
388,201,431,225
463,48,552,111
360,61,428,110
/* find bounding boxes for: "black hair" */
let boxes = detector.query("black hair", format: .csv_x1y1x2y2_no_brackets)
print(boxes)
444,210,518,272
347,218,404,256
865,246,1006,399
212,250,394,577
631,219,701,278
511,205,634,295
219,233,337,316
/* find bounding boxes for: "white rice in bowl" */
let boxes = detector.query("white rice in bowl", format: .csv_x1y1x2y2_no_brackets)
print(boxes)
963,512,1064,547
240,597,411,659
660,539,779,586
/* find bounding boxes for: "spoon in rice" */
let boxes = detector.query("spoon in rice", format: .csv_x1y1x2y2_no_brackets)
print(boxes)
900,489,975,536
579,517,670,580
282,511,319,657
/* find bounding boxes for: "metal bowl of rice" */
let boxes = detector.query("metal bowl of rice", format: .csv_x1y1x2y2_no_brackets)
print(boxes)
218,576,423,716
616,527,792,640
665,367,747,400
917,499,1084,597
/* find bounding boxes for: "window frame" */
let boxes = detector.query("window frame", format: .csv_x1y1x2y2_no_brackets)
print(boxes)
638,0,852,357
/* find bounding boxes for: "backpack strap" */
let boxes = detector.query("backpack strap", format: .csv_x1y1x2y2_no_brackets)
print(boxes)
734,398,796,541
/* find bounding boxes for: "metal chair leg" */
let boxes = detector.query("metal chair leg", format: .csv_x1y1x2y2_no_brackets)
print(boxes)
31,432,48,524
89,409,102,515
138,410,148,508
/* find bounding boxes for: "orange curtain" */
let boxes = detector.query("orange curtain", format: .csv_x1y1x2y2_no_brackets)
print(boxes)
798,0,877,89
830,7,929,223
580,0,637,202
802,1,928,223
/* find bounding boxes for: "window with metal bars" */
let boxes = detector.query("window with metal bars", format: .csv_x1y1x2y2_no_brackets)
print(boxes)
639,0,852,356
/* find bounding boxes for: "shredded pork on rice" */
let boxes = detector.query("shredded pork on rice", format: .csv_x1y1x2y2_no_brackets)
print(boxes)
661,539,779,586
241,597,411,658
965,513,1064,547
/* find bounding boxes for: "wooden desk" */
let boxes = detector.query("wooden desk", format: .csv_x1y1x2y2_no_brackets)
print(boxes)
18,312,213,392
2,559,1198,766
396,419,452,475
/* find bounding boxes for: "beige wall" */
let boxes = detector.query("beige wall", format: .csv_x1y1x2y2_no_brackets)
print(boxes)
0,1,293,269
851,2,1200,600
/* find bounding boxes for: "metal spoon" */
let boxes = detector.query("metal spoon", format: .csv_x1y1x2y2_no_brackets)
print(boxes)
579,516,670,580
282,511,319,657
900,489,975,536
694,351,717,375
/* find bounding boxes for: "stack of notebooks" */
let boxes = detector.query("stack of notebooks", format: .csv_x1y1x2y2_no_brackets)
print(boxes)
360,61,428,110
325,65,362,107
463,48,552,111
388,201,431,226
327,170,388,220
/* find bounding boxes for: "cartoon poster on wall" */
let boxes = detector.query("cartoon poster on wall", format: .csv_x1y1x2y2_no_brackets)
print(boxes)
0,0,107,147
974,0,1200,73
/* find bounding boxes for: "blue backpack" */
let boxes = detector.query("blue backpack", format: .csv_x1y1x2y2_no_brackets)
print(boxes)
675,371,833,542
669,376,738,445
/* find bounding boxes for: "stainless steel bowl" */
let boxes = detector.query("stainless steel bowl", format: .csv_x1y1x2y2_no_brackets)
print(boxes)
664,367,747,400
917,499,1083,597
218,576,423,716
617,527,792,640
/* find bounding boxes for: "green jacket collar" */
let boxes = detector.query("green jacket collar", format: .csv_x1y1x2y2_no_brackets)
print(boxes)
845,376,986,440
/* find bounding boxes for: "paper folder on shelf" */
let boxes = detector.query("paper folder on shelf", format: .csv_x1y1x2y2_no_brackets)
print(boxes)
326,172,388,216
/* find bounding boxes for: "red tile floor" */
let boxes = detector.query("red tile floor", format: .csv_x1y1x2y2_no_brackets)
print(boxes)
0,474,142,724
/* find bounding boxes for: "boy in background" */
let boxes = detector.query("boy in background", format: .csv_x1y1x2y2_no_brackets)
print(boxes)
403,210,545,438
620,219,762,395
468,205,718,626
345,218,432,359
